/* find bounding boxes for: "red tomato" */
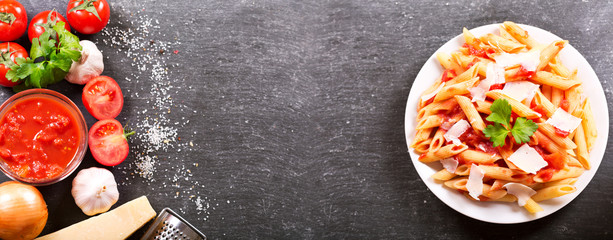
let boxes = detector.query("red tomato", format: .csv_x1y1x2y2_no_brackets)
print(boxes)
67,0,110,34
0,42,28,87
0,0,27,41
89,119,132,166
27,10,70,42
82,76,124,120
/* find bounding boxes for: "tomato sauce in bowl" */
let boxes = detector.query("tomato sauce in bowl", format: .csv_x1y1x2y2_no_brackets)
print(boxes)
0,89,87,185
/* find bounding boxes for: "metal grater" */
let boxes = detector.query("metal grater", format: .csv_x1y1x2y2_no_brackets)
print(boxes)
141,208,207,240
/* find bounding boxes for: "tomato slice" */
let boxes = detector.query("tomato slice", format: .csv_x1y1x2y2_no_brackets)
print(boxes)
82,76,124,120
88,119,132,166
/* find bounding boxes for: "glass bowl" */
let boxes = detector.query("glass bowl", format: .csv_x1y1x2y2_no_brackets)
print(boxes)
0,89,88,186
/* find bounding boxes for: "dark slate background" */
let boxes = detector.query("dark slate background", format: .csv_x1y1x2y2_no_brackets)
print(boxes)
0,0,611,239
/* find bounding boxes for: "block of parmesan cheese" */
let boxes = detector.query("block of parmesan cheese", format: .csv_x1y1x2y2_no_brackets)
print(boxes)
36,196,156,240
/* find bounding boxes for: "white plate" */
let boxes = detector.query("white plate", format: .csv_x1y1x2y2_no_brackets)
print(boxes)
404,23,609,224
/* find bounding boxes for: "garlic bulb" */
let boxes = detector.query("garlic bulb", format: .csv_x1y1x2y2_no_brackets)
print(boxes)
71,167,119,216
65,40,104,85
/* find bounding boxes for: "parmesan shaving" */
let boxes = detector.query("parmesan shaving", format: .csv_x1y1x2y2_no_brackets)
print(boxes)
545,108,582,133
507,144,548,174
501,81,540,102
440,158,459,173
467,164,485,200
443,120,471,146
421,82,445,102
493,50,540,72
469,63,505,102
503,183,536,206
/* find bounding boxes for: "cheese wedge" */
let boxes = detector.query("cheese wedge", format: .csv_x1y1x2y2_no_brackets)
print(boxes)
36,196,156,240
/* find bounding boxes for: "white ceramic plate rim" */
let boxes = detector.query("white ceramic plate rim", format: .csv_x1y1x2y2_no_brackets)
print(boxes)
404,23,609,224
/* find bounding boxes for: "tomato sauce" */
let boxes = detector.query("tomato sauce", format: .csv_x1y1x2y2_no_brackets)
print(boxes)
462,43,495,59
514,65,535,79
489,83,505,91
533,145,565,182
466,58,480,69
0,97,80,180
554,127,570,138
559,99,570,112
441,69,456,82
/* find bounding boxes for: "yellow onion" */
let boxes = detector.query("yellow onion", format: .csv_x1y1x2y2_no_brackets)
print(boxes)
0,181,48,240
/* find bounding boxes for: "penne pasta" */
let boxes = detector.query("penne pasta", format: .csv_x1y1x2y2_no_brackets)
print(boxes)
433,77,479,102
537,40,567,71
457,150,501,165
548,57,571,78
429,128,446,153
573,123,590,169
485,91,541,119
502,21,540,49
533,90,556,117
474,100,492,115
478,165,529,182
432,169,456,181
480,33,525,53
454,164,470,176
532,185,576,202
418,144,468,163
538,178,578,189
417,98,458,120
581,100,597,151
534,167,584,183
537,123,577,149
436,52,465,76
446,63,480,85
551,88,563,107
523,198,544,213
416,115,443,130
532,71,581,90
498,25,521,44
454,95,486,131
411,128,435,154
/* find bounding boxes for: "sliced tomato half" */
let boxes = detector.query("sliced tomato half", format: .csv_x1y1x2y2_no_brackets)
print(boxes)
88,119,133,166
82,76,124,120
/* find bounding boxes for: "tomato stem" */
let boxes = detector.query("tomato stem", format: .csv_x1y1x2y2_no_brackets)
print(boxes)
0,44,16,68
0,12,16,25
70,0,102,21
123,130,135,139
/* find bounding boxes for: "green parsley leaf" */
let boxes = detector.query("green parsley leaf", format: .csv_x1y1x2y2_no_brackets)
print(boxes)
55,22,82,56
6,20,82,90
6,58,34,82
486,98,512,128
510,117,538,144
30,32,55,60
483,98,538,147
483,124,510,147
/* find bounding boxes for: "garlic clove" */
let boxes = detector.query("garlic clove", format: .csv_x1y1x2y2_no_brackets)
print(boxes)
66,40,104,85
71,167,119,216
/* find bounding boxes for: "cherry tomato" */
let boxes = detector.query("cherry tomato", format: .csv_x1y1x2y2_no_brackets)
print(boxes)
0,42,28,87
82,76,124,120
67,0,110,34
0,0,27,41
27,10,70,42
89,119,133,166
